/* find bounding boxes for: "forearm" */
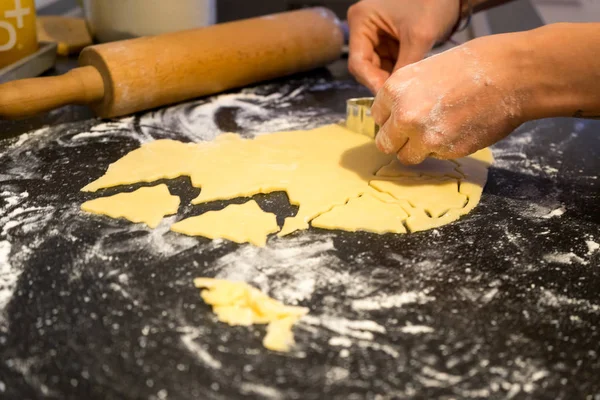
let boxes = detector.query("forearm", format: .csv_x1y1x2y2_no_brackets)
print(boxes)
515,23,600,120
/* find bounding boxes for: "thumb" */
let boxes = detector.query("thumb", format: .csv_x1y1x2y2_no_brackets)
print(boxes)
393,39,431,72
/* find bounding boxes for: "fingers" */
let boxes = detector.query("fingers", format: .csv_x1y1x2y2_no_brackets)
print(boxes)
375,102,429,164
372,81,406,155
375,115,429,164
376,118,402,154
396,141,429,165
373,82,428,164
347,3,392,94
348,32,390,93
349,54,390,94
371,88,392,127
368,73,389,94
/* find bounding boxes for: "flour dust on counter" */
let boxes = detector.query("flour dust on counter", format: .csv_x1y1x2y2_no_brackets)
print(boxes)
136,77,356,143
0,241,16,313
0,72,599,399
586,239,599,255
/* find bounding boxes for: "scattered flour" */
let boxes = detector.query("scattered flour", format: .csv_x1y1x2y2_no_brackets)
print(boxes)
0,190,28,210
521,202,564,220
239,382,283,399
352,291,435,311
0,241,17,312
4,357,58,397
1,205,55,236
211,234,336,305
137,80,345,142
195,232,412,356
586,240,599,256
326,332,400,358
543,252,587,265
491,123,561,178
326,366,350,383
6,127,50,150
399,325,435,334
69,118,137,141
420,365,463,385
85,215,204,259
302,315,385,341
178,327,222,369
538,289,600,313
328,336,353,347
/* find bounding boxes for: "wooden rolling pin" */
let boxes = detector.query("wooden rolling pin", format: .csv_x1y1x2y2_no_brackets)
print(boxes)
0,8,343,119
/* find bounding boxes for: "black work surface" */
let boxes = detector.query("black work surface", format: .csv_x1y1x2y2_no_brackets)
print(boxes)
0,62,599,400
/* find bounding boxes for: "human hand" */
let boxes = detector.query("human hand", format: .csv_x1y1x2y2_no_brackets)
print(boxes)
371,34,530,164
347,0,460,94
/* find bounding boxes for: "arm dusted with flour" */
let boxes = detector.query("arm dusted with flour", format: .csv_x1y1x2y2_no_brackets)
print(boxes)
370,23,600,164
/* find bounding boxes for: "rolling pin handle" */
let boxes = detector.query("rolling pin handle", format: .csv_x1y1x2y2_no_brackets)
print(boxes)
0,66,104,120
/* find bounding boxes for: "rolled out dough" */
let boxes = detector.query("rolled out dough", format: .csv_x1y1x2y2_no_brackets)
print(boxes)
311,193,408,234
171,200,279,247
369,178,467,218
81,184,180,228
81,124,494,244
376,157,463,179
194,278,308,352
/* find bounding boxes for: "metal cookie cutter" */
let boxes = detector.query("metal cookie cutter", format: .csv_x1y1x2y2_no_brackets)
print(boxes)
345,97,378,138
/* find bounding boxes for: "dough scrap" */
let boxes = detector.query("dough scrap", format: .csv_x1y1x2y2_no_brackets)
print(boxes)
171,200,279,247
80,184,180,228
81,124,494,241
194,278,308,352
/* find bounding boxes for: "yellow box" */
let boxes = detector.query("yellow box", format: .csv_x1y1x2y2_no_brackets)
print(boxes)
0,0,38,68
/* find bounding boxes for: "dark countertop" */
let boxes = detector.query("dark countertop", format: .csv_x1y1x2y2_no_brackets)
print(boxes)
1,53,599,399
1,4,599,397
